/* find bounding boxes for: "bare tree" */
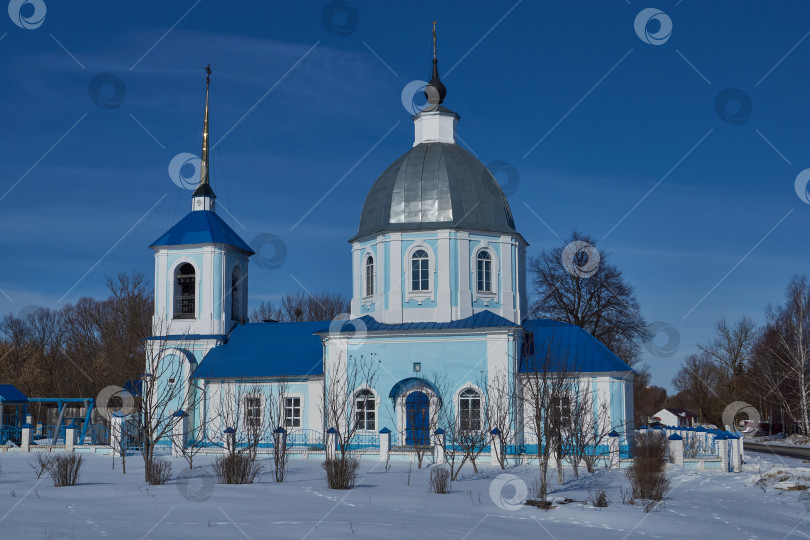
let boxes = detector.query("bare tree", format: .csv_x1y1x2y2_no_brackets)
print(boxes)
699,316,757,403
321,353,378,460
139,324,200,484
281,291,350,322
482,370,513,470
249,300,282,323
529,231,649,366
672,352,721,425
266,376,290,482
562,382,614,475
520,335,577,499
756,276,810,435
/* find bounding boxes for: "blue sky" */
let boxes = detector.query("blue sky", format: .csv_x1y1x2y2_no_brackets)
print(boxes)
1,0,809,390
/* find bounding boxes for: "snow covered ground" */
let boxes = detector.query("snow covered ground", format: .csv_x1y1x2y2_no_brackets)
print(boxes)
754,434,810,448
1,451,809,539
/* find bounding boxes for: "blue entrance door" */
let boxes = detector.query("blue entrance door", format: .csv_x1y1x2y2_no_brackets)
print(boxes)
405,391,430,445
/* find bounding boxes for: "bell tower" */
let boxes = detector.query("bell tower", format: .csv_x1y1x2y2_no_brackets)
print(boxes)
149,65,254,338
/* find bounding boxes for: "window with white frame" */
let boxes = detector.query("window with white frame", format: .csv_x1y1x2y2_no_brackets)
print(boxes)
244,396,261,429
174,263,196,319
364,255,374,297
476,251,493,292
284,396,301,428
411,249,430,291
459,388,482,431
354,389,376,431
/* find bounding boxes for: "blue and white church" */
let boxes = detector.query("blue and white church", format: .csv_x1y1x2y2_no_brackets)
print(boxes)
148,47,634,456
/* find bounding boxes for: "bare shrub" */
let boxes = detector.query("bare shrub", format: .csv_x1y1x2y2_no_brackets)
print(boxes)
323,457,360,490
588,488,609,507
29,453,52,479
213,453,263,485
45,454,83,487
626,432,670,507
147,457,172,485
429,466,451,494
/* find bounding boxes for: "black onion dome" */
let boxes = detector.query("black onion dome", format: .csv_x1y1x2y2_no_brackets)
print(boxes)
424,59,446,105
351,143,517,242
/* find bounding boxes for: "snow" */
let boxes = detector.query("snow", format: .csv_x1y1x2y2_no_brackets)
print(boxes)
754,434,810,448
1,451,809,539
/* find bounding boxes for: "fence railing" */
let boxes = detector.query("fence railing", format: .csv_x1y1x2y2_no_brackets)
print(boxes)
0,426,21,445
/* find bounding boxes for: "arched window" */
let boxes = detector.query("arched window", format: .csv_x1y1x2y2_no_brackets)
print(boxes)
174,263,196,319
231,266,242,321
459,388,482,431
411,249,429,291
355,389,376,431
364,256,374,297
476,251,492,292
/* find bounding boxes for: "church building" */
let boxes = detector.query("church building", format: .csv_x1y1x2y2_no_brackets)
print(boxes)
147,40,634,457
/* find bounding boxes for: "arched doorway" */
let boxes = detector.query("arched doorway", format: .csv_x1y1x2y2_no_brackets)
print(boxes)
405,391,430,446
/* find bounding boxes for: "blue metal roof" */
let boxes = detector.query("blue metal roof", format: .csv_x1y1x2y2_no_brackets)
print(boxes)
0,384,28,402
388,377,443,401
191,321,326,379
149,210,254,254
518,319,632,374
320,310,518,334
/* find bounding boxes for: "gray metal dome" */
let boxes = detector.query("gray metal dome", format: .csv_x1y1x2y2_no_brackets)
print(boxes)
351,143,517,242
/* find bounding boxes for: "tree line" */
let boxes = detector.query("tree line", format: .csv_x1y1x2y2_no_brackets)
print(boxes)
670,275,810,435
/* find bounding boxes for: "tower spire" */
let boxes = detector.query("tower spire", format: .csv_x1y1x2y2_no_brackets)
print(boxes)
192,64,216,211
425,21,446,105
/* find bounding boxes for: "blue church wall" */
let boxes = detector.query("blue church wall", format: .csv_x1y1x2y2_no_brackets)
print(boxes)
383,241,390,309
342,334,492,437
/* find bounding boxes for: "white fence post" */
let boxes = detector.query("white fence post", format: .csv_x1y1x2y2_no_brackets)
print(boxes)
490,428,502,466
716,433,729,472
65,422,76,453
110,415,123,457
172,410,188,457
668,433,684,466
608,430,621,468
433,429,445,465
326,427,337,460
379,428,390,462
21,421,32,452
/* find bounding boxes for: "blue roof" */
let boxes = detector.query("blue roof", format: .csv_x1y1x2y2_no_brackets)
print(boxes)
150,210,254,254
320,310,518,334
191,321,325,379
0,384,28,402
518,319,632,374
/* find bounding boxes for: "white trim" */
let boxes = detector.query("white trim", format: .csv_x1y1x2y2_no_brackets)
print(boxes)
472,245,498,304
170,258,200,320
404,242,435,304
455,383,485,432
362,251,375,301
353,385,378,433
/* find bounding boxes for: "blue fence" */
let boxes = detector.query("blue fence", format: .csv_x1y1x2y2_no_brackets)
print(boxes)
0,426,21,445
